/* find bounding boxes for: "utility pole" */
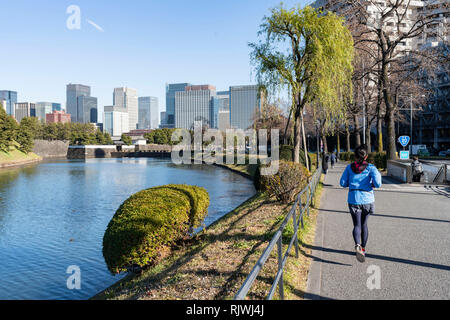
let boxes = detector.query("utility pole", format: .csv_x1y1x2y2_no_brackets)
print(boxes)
410,94,413,153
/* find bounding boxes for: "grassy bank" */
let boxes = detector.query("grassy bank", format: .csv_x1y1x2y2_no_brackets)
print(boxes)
94,164,324,300
0,147,42,168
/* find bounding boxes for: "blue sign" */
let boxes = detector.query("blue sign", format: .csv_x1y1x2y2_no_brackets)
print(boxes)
398,136,410,147
400,151,410,160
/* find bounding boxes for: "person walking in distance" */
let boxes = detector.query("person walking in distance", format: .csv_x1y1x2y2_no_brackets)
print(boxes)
339,145,382,263
330,152,337,169
411,156,424,183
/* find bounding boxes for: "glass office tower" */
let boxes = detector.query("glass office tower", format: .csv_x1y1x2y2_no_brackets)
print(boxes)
138,96,159,130
77,96,98,123
165,83,191,127
230,85,262,130
0,90,18,117
66,84,92,123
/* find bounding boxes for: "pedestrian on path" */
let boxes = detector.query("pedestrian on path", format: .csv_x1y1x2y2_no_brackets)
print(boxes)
411,156,424,183
339,145,382,263
330,153,337,169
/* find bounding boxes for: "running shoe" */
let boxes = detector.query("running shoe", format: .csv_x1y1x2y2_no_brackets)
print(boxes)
355,244,365,263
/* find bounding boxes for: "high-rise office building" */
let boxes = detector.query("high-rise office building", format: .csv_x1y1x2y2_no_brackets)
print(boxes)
138,96,159,130
217,90,231,131
52,103,62,112
230,85,262,130
66,84,98,124
166,83,191,127
0,90,18,118
113,87,138,131
66,84,91,123
14,102,36,123
35,102,60,122
217,91,230,111
160,111,167,128
218,110,230,131
104,109,129,137
77,96,98,123
175,85,217,130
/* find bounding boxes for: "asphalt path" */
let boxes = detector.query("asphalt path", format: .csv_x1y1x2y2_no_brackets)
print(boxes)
305,162,450,300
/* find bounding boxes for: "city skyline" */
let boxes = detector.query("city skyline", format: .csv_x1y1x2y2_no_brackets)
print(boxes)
0,0,309,118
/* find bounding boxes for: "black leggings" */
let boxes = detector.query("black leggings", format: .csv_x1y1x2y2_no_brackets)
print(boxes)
348,203,374,248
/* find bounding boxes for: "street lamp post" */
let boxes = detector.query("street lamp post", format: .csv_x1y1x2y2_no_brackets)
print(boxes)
316,120,320,169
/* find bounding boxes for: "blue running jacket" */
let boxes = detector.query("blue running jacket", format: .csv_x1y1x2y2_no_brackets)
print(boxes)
340,163,382,205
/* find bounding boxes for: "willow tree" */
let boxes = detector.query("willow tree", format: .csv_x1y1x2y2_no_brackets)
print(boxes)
250,4,354,169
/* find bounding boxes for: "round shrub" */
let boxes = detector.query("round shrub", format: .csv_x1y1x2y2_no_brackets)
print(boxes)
102,184,209,274
261,160,310,204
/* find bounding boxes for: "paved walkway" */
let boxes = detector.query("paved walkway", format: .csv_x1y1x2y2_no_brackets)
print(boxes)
306,162,450,300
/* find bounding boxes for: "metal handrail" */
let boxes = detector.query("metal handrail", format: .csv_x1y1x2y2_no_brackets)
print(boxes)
234,168,322,300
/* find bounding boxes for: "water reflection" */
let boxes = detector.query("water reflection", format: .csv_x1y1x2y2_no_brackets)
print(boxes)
0,158,255,300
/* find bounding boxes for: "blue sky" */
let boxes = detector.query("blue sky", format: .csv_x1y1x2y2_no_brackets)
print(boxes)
0,0,311,120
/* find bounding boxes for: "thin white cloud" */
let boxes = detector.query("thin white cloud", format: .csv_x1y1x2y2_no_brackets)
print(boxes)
87,20,104,32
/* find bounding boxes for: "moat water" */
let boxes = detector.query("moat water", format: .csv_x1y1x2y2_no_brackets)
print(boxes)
0,158,255,300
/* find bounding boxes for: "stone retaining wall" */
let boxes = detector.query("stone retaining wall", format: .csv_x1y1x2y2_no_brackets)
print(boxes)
33,140,70,158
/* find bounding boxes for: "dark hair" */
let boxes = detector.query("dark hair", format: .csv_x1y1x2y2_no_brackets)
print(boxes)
354,145,368,162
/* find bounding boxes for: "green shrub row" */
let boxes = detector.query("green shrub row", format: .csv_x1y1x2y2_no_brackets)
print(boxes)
339,151,387,170
260,160,310,204
102,184,210,274
279,145,311,168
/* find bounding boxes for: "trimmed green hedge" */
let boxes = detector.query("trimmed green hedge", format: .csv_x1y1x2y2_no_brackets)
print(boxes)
103,184,210,274
339,152,387,170
279,145,311,167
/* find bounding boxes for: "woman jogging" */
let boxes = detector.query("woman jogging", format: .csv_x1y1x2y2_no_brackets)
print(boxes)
339,145,382,263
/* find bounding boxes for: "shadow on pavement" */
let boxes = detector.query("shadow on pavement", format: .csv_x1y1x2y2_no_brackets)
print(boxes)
318,208,450,224
304,244,450,272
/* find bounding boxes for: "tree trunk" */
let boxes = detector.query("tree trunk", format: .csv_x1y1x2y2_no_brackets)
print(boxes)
300,111,310,171
293,112,301,164
337,129,341,157
365,117,371,152
353,114,361,147
346,123,351,152
377,116,383,152
379,29,397,160
376,60,384,153
385,106,397,160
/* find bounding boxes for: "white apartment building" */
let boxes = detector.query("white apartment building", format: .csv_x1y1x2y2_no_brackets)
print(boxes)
14,102,36,123
138,96,159,130
311,0,448,52
311,0,450,149
113,87,138,132
103,109,129,137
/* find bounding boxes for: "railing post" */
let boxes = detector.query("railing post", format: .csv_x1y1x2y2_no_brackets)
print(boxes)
307,185,311,217
277,237,284,300
293,201,299,259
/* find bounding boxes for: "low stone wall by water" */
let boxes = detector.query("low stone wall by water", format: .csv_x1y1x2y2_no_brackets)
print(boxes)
33,140,70,159
67,144,173,159
67,145,129,159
